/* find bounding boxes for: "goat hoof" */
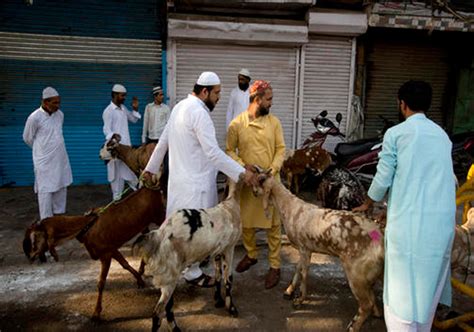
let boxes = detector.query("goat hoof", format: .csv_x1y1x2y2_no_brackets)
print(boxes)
215,299,225,308
91,315,101,323
229,306,239,318
172,326,181,332
283,292,294,300
292,298,304,309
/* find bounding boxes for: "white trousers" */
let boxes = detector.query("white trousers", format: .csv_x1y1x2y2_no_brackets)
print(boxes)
110,178,138,200
183,263,204,281
37,187,67,220
384,262,450,332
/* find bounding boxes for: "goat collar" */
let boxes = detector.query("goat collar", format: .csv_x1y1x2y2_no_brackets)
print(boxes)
76,217,98,243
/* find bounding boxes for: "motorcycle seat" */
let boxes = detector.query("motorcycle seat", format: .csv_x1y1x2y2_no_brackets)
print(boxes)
335,139,380,157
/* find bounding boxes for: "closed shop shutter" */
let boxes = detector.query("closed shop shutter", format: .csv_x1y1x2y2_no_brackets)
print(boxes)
171,40,299,149
364,39,449,137
0,32,161,186
299,35,355,149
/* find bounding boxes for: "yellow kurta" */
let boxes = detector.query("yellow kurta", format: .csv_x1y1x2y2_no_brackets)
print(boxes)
226,111,286,228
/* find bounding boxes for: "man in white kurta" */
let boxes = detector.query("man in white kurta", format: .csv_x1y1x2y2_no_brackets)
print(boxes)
103,84,141,200
225,68,251,128
354,80,456,331
141,86,171,144
144,72,255,286
23,87,73,220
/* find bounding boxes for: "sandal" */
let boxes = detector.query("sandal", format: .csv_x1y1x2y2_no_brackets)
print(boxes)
186,273,215,288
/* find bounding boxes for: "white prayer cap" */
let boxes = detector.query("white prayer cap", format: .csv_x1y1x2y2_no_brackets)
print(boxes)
152,86,163,94
42,87,59,100
112,84,127,93
196,72,220,86
239,68,251,78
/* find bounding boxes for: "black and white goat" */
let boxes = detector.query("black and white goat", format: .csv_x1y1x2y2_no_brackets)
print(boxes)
133,179,243,332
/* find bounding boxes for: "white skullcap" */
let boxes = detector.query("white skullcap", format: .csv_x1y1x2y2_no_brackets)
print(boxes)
196,72,220,86
112,84,127,93
239,68,251,78
42,87,59,100
152,86,163,94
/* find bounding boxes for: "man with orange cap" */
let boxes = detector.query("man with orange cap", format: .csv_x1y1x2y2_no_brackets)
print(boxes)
226,80,286,289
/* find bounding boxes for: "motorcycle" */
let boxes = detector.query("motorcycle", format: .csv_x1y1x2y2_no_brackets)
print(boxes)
303,110,394,187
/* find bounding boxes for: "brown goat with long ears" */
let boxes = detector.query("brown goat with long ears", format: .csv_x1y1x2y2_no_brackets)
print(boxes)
99,133,157,176
23,186,166,321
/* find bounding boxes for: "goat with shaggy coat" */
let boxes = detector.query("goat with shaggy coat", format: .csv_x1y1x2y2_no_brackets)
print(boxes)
133,179,243,332
23,186,166,320
254,170,384,332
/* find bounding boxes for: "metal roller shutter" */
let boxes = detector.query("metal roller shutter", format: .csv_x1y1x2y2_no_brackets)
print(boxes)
0,33,161,187
171,41,299,148
299,36,355,150
364,40,449,137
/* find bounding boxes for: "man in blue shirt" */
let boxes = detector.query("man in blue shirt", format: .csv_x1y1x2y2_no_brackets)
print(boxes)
354,80,456,331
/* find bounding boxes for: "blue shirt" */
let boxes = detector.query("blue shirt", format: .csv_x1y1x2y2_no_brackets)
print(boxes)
368,113,456,323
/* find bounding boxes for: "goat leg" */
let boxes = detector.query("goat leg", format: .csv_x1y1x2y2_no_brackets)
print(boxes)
165,295,181,332
152,285,176,332
223,248,238,317
138,259,146,276
112,250,145,288
214,255,225,308
92,255,112,321
295,250,311,306
284,250,306,300
48,244,59,262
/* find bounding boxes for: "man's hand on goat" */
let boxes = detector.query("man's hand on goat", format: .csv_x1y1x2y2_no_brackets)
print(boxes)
352,197,374,213
140,171,153,186
241,169,259,187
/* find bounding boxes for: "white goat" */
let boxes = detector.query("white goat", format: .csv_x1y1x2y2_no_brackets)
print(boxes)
133,179,243,332
254,170,384,332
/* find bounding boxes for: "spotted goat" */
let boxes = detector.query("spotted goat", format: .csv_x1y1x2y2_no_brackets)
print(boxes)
133,179,244,332
281,146,332,194
253,169,384,332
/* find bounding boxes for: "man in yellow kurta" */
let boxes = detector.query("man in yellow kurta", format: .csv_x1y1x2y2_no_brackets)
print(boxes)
226,80,286,289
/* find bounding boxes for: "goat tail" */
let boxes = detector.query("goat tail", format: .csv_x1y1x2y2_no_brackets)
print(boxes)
22,227,33,260
132,232,159,262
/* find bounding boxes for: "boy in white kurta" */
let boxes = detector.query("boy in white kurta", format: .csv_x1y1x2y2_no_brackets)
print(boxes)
103,84,141,200
23,87,73,220
354,80,456,331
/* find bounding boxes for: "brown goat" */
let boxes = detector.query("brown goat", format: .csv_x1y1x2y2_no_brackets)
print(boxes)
99,133,156,176
281,146,332,194
22,187,166,320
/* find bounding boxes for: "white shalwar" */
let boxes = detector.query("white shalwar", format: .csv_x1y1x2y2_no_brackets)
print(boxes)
23,107,73,220
226,87,249,128
102,101,141,200
145,94,245,281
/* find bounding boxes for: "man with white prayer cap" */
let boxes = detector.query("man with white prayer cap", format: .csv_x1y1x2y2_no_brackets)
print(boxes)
102,83,141,200
23,87,73,220
226,68,251,128
142,86,171,144
142,71,257,288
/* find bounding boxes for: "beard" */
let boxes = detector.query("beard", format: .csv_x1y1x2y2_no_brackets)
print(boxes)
238,82,249,91
204,97,216,112
258,105,270,116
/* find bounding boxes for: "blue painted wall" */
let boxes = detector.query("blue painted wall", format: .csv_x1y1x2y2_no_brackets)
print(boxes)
0,0,161,39
0,0,164,187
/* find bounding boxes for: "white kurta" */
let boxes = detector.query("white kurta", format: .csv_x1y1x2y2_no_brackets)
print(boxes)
102,101,141,182
23,107,73,193
146,94,245,217
226,87,249,128
141,102,171,143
